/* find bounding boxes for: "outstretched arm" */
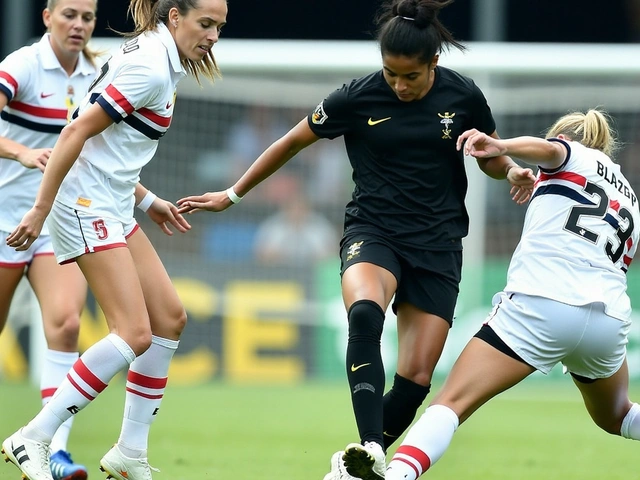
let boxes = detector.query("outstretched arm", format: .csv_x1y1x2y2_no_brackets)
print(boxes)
178,118,320,213
458,129,567,169
462,130,537,204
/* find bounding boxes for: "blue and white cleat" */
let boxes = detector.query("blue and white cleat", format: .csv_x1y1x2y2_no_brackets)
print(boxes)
50,450,88,480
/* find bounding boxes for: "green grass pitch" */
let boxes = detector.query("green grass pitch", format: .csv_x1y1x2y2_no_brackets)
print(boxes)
1,378,639,479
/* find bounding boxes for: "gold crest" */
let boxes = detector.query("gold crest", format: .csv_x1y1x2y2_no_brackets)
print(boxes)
438,112,456,139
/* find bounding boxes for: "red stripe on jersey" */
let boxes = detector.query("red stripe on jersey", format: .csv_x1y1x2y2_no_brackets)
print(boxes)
396,445,431,472
127,370,168,389
9,100,67,119
609,199,621,212
624,255,632,267
538,171,587,187
41,387,57,399
73,358,108,393
627,238,633,249
0,71,18,92
105,84,135,115
137,107,171,128
126,386,164,400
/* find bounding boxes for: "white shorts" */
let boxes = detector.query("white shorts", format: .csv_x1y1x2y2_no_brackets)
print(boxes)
48,200,139,265
485,292,630,379
0,229,54,268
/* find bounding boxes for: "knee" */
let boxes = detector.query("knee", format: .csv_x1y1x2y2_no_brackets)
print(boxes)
348,300,385,342
130,330,153,356
168,306,188,338
46,312,81,346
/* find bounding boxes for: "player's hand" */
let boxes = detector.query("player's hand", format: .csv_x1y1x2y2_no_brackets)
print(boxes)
16,148,52,172
177,191,233,214
146,197,191,236
6,207,48,251
457,129,506,158
507,166,536,204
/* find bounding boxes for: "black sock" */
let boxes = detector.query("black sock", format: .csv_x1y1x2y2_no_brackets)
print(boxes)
382,373,431,450
345,299,386,447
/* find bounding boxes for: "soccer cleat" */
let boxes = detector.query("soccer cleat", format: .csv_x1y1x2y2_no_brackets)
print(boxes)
99,445,158,480
323,451,359,480
50,450,88,480
2,428,53,480
343,441,386,480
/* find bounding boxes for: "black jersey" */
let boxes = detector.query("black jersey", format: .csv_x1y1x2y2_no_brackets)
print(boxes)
307,66,496,251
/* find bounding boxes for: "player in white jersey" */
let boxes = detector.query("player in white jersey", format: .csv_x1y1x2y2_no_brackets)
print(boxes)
385,109,640,480
0,1,99,479
1,0,227,479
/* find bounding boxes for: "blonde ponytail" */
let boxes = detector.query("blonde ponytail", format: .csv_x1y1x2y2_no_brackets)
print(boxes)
546,109,618,158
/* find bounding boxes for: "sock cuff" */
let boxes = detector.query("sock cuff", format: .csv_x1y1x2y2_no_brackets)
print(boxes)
348,299,385,318
429,404,460,431
44,349,79,365
392,373,431,395
621,402,640,438
106,333,136,364
151,335,179,350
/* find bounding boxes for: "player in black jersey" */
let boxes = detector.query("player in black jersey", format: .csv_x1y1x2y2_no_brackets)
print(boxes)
178,0,535,478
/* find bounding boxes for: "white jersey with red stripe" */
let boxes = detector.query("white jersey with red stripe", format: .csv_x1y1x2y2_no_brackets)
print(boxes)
0,34,96,235
56,23,185,223
505,139,639,320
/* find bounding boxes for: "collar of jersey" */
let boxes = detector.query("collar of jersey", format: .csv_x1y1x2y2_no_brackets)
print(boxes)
153,23,186,76
37,33,97,77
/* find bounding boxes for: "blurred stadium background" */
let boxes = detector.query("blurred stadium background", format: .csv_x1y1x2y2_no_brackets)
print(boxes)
4,38,640,386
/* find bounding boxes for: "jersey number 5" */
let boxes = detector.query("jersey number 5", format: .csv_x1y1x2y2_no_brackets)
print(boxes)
564,181,634,264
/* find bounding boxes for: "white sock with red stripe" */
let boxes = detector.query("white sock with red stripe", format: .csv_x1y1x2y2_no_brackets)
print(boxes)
23,334,135,443
386,404,459,479
118,335,179,458
41,349,79,453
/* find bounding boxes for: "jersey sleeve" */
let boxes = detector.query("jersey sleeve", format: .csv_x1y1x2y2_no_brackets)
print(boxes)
95,60,162,123
0,48,33,102
468,82,496,135
307,84,352,139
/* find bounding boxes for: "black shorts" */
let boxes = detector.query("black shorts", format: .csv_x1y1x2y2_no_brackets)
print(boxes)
339,232,462,324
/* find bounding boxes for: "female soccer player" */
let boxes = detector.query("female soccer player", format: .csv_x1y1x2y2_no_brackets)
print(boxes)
2,0,227,479
177,0,534,479
385,109,640,479
0,1,99,478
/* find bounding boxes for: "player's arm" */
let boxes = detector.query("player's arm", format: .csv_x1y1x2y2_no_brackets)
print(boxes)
460,130,536,204
459,129,567,170
233,119,319,196
0,92,51,171
32,102,113,213
177,119,320,213
471,131,523,180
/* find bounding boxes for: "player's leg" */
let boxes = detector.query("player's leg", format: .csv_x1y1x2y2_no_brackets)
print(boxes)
100,225,186,480
0,233,29,335
385,336,535,480
340,259,397,480
382,306,447,449
0,264,25,335
3,243,146,480
28,251,88,480
567,305,638,439
382,253,461,451
572,361,634,436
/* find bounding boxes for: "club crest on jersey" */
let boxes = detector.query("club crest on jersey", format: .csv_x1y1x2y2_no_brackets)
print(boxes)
312,102,328,125
346,241,364,261
438,112,456,139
